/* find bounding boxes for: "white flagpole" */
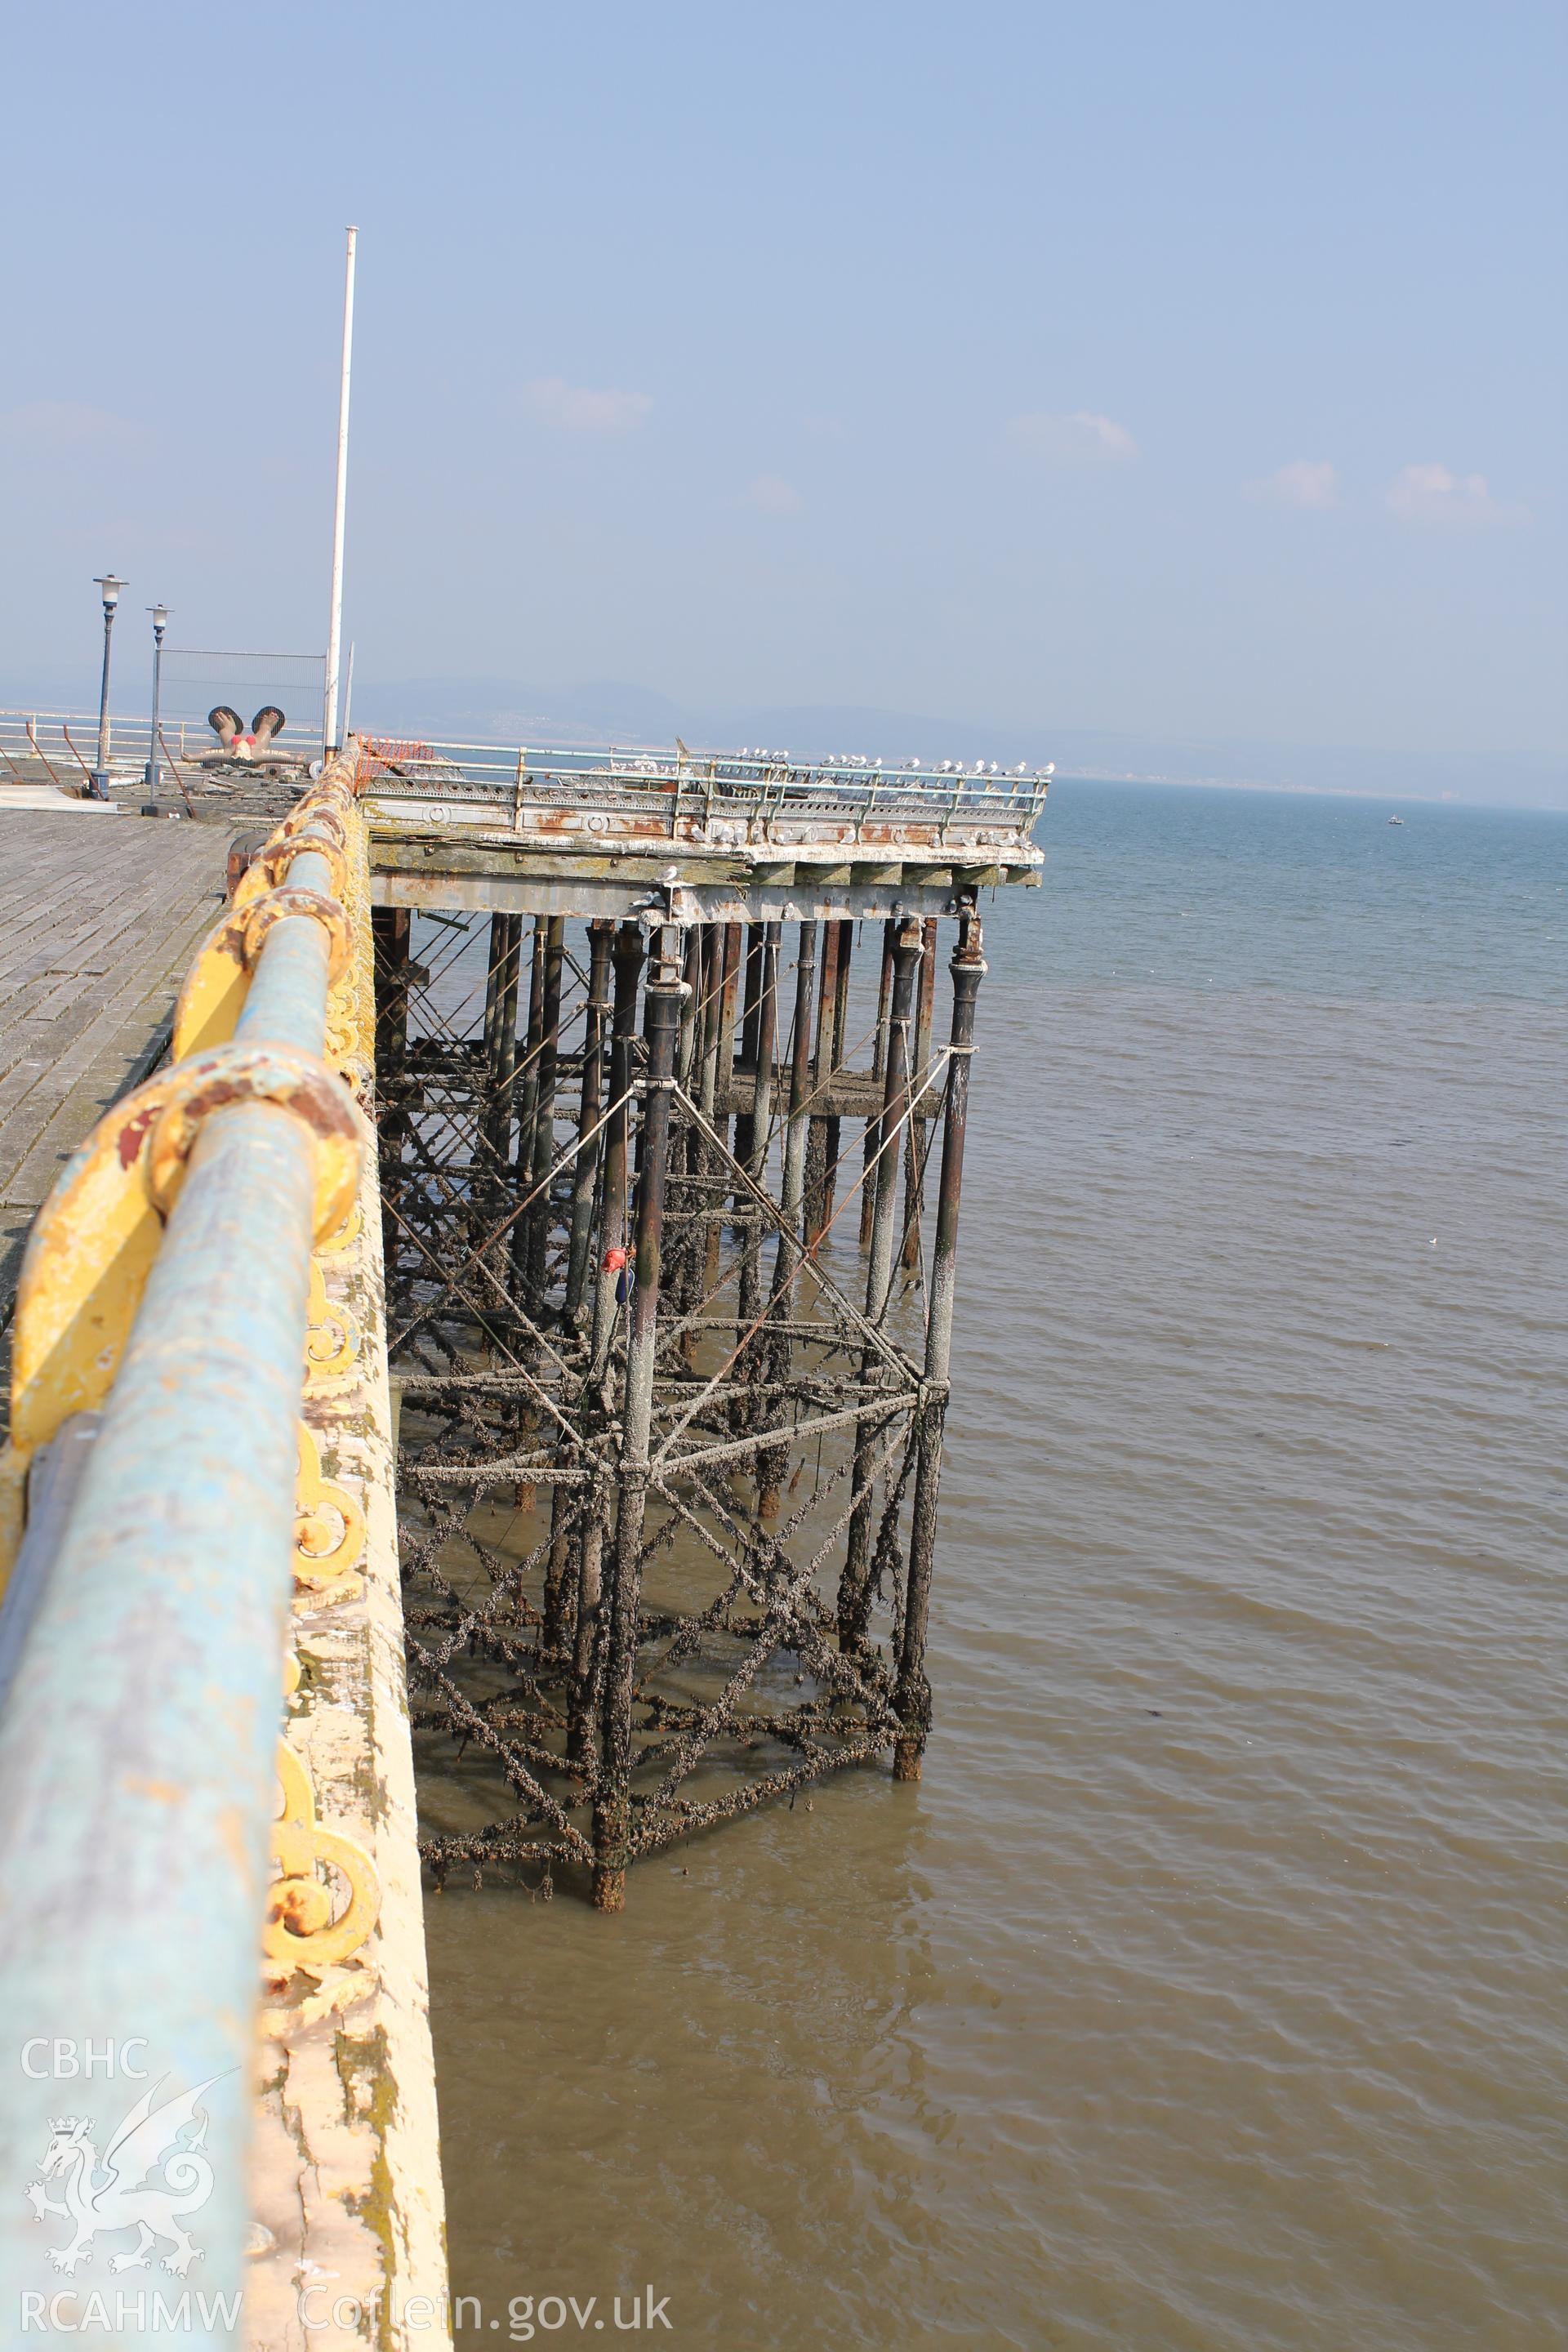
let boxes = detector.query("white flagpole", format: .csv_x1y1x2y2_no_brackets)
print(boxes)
323,225,358,752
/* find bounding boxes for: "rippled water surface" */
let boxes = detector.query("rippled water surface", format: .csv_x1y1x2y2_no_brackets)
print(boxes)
424,784,1567,2350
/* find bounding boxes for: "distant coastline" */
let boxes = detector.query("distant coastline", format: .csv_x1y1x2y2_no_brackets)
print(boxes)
345,679,1568,816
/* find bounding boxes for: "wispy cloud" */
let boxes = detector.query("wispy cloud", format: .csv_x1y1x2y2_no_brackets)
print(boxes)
1248,458,1339,509
742,474,803,514
1007,410,1138,465
520,378,652,434
1386,462,1524,528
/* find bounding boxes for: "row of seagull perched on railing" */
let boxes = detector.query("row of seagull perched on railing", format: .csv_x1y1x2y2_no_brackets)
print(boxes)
733,745,1052,777
603,745,1054,791
359,736,1054,830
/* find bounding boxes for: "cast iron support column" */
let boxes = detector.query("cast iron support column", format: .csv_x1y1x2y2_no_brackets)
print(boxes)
780,921,816,1239
732,921,765,1179
678,928,702,1085
838,917,921,1652
372,906,412,1076
549,920,615,1657
526,915,566,1306
565,920,614,1324
593,924,681,1911
804,918,840,1245
479,915,519,1329
893,915,985,1780
480,914,508,1162
860,919,896,1247
822,917,853,1233
372,907,412,1228
902,916,938,1272
758,920,816,1518
591,924,645,1379
704,922,743,1295
573,923,644,1761
736,923,779,1441
510,921,546,1294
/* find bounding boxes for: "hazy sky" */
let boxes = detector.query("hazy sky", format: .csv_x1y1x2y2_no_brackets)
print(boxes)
4,0,1562,758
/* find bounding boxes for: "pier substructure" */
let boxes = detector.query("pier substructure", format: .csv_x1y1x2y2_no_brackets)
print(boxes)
363,747,1036,1908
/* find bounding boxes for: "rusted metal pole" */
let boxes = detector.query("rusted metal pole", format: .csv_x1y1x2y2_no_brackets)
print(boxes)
372,907,412,1228
678,927,702,1085
860,919,895,1247
758,920,816,1517
551,920,613,1655
482,915,521,1320
372,906,411,1077
593,924,681,1911
703,922,743,1295
527,915,566,1303
565,920,613,1324
804,917,841,1245
893,915,985,1780
864,919,921,1325
737,924,779,1437
821,918,853,1233
838,917,921,1650
745,924,778,1186
780,921,817,1236
481,912,509,1156
697,924,725,1124
511,920,546,1254
573,923,644,1757
902,916,938,1271
496,915,523,1157
590,924,644,1379
732,920,766,1175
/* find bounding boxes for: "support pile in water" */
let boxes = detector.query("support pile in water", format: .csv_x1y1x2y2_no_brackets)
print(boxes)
375,905,983,1909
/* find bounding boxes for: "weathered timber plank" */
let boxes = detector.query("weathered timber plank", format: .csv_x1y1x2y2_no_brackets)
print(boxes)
0,814,234,1339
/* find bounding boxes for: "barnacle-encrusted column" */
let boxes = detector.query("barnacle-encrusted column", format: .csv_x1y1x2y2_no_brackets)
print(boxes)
566,918,614,1322
592,924,681,1912
757,919,817,1518
839,916,921,1653
893,913,985,1780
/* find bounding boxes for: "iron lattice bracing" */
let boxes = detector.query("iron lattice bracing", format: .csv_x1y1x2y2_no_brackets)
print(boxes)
375,898,983,1910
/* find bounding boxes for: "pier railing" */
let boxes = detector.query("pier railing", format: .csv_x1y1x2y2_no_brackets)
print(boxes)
0,752,376,2343
358,735,1051,853
0,707,327,788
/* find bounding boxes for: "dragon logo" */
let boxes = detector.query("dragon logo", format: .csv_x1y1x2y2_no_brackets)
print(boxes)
24,2074,225,2278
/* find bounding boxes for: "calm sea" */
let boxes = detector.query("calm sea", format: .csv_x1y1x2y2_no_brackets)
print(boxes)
424,782,1566,2350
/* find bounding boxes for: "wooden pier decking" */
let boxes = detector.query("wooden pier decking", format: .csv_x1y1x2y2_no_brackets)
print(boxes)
0,809,233,1336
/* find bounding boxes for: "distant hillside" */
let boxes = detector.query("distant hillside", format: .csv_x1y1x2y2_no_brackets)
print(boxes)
7,663,1561,810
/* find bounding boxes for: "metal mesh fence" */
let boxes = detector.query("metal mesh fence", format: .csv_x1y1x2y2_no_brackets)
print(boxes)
156,648,327,755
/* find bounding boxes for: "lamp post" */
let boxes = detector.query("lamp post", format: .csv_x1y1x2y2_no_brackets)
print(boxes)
145,605,170,801
91,572,126,799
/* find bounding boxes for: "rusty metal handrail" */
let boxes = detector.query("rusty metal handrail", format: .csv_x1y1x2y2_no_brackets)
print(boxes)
360,739,1052,851
0,751,369,2346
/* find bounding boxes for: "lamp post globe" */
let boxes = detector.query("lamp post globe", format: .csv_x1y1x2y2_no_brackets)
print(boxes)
145,606,170,802
91,573,127,800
